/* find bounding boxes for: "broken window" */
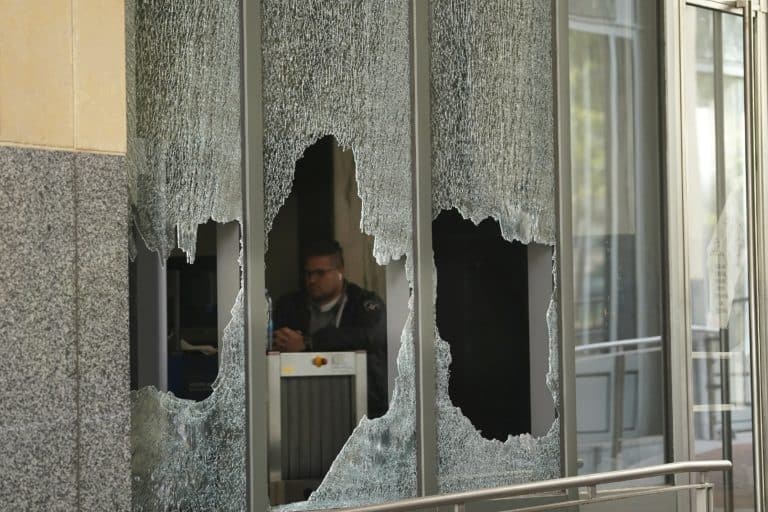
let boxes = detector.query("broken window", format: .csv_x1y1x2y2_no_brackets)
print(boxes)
127,0,242,262
265,136,409,507
127,0,247,509
430,0,560,492
128,0,561,509
261,0,415,507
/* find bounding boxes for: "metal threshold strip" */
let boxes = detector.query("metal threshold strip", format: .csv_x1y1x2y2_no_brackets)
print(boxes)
332,460,732,512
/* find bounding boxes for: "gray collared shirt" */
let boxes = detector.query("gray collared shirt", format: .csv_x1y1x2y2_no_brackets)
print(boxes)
308,293,347,338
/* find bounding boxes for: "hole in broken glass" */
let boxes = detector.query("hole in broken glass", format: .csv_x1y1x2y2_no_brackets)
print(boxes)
129,219,245,511
433,208,555,441
129,220,241,400
266,135,408,506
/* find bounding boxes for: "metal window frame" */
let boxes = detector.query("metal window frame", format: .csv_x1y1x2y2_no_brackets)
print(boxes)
409,0,439,499
662,7,697,512
754,3,768,509
553,0,579,488
241,0,268,510
740,2,767,511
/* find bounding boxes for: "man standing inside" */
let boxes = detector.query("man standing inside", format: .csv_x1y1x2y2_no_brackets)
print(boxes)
272,240,387,419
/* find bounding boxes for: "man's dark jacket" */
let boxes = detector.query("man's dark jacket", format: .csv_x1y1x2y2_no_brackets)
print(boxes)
273,282,388,419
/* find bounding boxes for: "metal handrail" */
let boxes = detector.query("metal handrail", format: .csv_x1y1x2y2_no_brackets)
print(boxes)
575,335,661,352
573,325,729,352
339,461,732,512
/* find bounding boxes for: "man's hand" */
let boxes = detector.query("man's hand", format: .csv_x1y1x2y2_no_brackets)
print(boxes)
273,327,305,352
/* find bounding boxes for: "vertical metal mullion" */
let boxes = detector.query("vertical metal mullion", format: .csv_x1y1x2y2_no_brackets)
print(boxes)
714,14,726,213
711,15,736,512
753,5,768,509
752,5,768,505
662,0,694,499
606,33,625,470
739,3,765,512
552,0,578,488
409,0,438,499
242,0,268,509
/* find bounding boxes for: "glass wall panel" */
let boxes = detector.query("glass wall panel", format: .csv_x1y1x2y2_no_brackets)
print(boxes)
569,0,666,479
130,0,416,509
431,0,561,493
127,0,247,509
683,6,754,511
261,1,414,509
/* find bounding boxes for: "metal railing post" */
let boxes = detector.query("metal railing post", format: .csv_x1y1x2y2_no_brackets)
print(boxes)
690,478,714,512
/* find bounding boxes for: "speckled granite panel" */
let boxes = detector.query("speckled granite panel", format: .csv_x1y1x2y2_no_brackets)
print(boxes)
0,146,78,510
0,417,78,511
74,152,131,511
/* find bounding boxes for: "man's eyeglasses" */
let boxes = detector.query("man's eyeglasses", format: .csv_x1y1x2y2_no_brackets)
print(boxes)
304,268,337,279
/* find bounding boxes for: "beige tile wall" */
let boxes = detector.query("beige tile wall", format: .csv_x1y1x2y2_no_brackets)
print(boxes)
0,0,126,154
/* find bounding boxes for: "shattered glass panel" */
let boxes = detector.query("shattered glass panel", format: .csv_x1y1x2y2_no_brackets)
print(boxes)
262,0,412,264
263,1,416,509
132,291,246,511
127,0,247,509
277,304,417,511
435,283,561,492
126,0,242,262
431,0,556,247
129,0,560,507
430,0,560,492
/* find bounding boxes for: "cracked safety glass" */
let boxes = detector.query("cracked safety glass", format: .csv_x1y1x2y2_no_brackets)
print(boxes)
430,0,561,492
265,137,410,508
127,0,247,509
128,0,569,509
262,1,415,510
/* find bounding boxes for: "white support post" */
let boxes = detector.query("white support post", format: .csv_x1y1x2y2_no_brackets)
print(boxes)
216,221,241,344
134,229,168,391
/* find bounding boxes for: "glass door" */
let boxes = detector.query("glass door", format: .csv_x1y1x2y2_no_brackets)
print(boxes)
682,3,758,511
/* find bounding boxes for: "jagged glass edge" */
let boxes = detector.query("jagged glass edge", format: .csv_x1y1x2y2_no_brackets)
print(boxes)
430,0,556,247
262,1,417,507
131,280,247,511
129,0,560,507
262,0,413,267
126,0,242,263
429,0,560,491
434,225,560,491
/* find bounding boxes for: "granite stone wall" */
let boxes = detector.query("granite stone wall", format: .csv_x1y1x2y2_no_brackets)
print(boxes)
0,145,130,510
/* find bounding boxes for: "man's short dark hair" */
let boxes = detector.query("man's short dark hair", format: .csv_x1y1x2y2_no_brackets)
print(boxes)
303,239,344,267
